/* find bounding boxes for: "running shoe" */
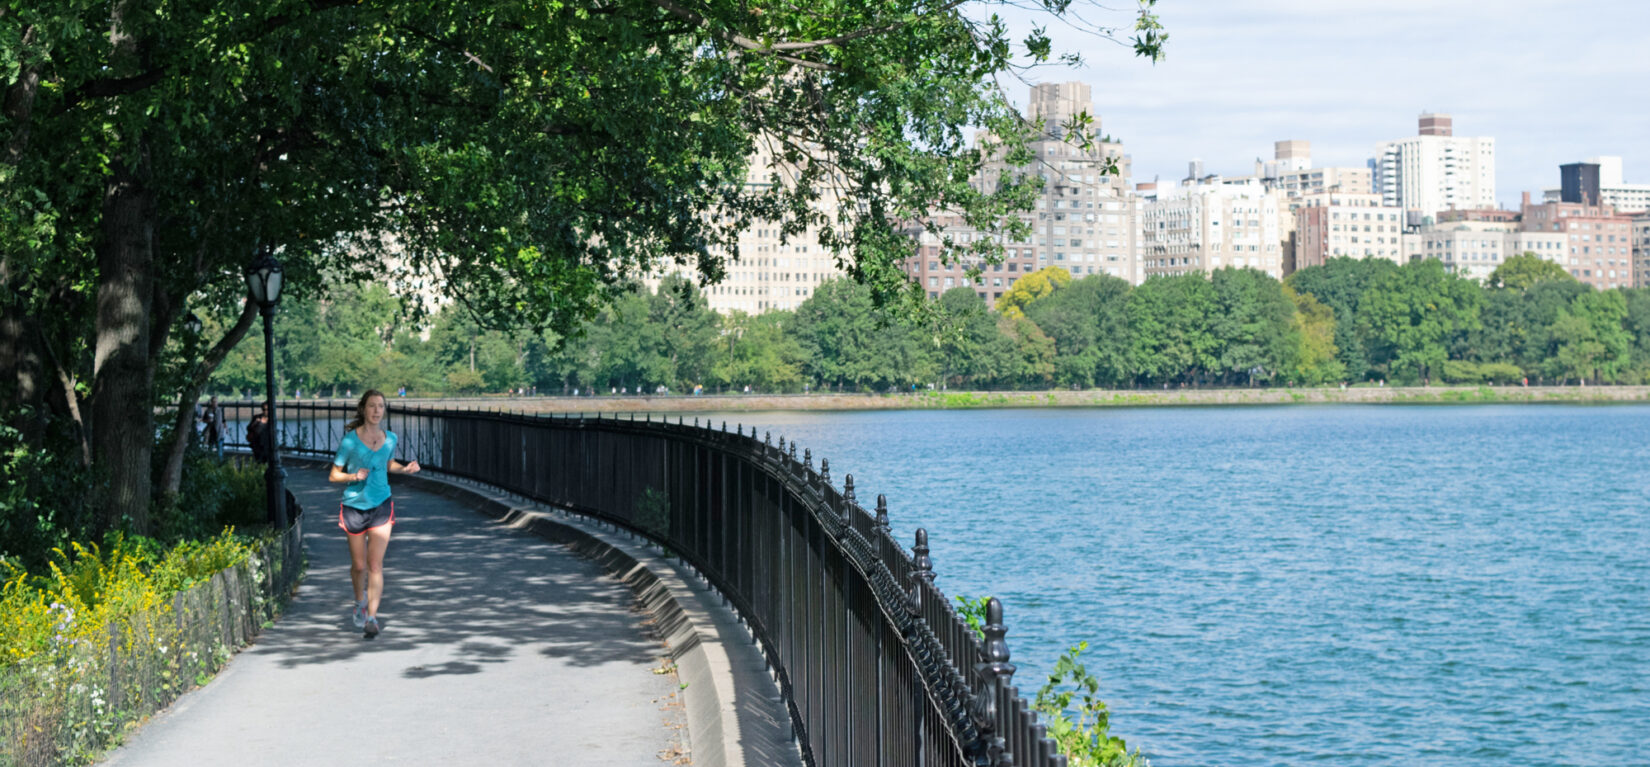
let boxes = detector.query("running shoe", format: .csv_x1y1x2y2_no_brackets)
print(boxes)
352,601,367,629
363,616,380,638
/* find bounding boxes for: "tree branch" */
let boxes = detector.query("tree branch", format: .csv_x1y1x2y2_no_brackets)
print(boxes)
648,0,841,71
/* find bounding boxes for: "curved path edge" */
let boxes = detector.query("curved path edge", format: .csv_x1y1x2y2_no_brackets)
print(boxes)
388,469,803,767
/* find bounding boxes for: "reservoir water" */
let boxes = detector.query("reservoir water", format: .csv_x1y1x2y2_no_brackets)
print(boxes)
704,405,1649,766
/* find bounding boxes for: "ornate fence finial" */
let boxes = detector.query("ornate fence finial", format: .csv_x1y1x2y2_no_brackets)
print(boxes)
981,598,1015,684
645,412,651,422
803,448,812,473
721,421,727,431
913,528,933,583
971,597,1017,766
820,457,830,486
765,431,772,448
789,441,797,462
843,474,856,505
694,417,699,427
875,494,890,534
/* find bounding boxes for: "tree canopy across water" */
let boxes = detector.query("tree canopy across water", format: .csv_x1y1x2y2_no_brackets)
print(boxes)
1,0,1167,533
212,256,1650,404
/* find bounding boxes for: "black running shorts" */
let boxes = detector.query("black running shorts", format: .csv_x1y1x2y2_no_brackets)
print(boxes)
338,500,394,535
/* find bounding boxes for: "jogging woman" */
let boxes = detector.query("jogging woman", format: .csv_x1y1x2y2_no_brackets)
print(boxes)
329,389,419,638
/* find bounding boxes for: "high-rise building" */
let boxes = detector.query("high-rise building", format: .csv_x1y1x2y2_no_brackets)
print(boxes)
1140,179,1284,279
907,82,1139,301
1374,113,1496,219
1519,192,1635,290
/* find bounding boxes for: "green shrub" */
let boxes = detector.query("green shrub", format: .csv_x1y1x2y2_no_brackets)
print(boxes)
1478,362,1526,385
155,453,269,543
0,419,99,573
1441,360,1484,384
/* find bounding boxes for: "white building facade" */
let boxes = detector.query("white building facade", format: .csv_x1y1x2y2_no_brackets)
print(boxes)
649,146,848,314
1404,221,1566,282
908,81,1140,301
1141,180,1284,280
1293,191,1410,272
1374,113,1496,219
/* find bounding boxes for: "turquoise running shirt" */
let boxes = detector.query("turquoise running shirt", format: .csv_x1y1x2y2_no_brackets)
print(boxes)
333,429,398,510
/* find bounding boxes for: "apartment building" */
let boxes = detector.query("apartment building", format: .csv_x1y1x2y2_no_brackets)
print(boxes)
1519,192,1635,290
1141,179,1284,279
1543,156,1650,213
1293,191,1409,271
649,145,848,314
908,81,1139,301
1632,212,1650,288
1374,113,1496,219
1404,220,1565,282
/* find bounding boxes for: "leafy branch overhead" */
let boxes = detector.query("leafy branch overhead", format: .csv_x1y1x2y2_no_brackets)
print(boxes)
0,0,1168,532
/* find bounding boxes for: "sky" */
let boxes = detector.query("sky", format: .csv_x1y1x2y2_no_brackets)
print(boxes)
992,0,1650,209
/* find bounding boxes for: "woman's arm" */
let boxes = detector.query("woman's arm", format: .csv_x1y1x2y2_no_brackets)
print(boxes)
388,459,422,475
330,464,369,483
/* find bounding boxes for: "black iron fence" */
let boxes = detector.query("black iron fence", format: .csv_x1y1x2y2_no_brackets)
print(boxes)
227,400,1066,767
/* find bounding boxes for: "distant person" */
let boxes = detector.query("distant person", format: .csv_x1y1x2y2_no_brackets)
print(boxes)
329,389,420,639
247,403,271,463
199,396,223,454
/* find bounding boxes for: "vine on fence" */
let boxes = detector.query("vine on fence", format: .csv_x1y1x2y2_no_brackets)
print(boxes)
955,595,1150,767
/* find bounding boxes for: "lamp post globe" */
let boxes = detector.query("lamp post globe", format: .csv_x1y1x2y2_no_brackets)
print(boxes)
244,248,288,529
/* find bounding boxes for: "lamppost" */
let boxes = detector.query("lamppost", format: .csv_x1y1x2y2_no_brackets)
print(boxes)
245,248,288,529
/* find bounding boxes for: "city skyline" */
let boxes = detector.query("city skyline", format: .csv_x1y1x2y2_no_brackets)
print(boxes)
995,0,1649,209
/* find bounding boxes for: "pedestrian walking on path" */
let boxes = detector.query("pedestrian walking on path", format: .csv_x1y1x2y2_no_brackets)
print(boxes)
329,389,420,638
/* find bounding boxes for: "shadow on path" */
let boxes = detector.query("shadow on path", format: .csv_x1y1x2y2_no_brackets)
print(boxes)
102,463,683,767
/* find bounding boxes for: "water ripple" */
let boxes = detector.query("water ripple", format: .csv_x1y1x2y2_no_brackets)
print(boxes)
716,404,1650,766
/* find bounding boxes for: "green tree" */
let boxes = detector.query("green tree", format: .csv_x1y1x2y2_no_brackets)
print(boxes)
3,0,1167,532
1486,252,1576,290
1126,275,1218,386
1623,288,1650,380
999,315,1057,388
712,310,808,392
932,288,1017,388
1542,290,1630,384
1356,260,1483,384
1023,275,1132,388
1281,284,1343,386
1284,257,1400,381
1208,268,1293,385
646,276,721,391
793,279,934,391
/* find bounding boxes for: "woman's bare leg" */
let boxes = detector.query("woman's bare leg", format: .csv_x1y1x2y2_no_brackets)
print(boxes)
347,532,370,604
364,523,394,617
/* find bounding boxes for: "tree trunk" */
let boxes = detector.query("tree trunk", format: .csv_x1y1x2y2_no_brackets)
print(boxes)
92,0,155,534
159,299,260,498
2,42,44,435
0,293,45,431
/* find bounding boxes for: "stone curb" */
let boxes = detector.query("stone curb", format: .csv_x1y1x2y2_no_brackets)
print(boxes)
285,456,802,767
